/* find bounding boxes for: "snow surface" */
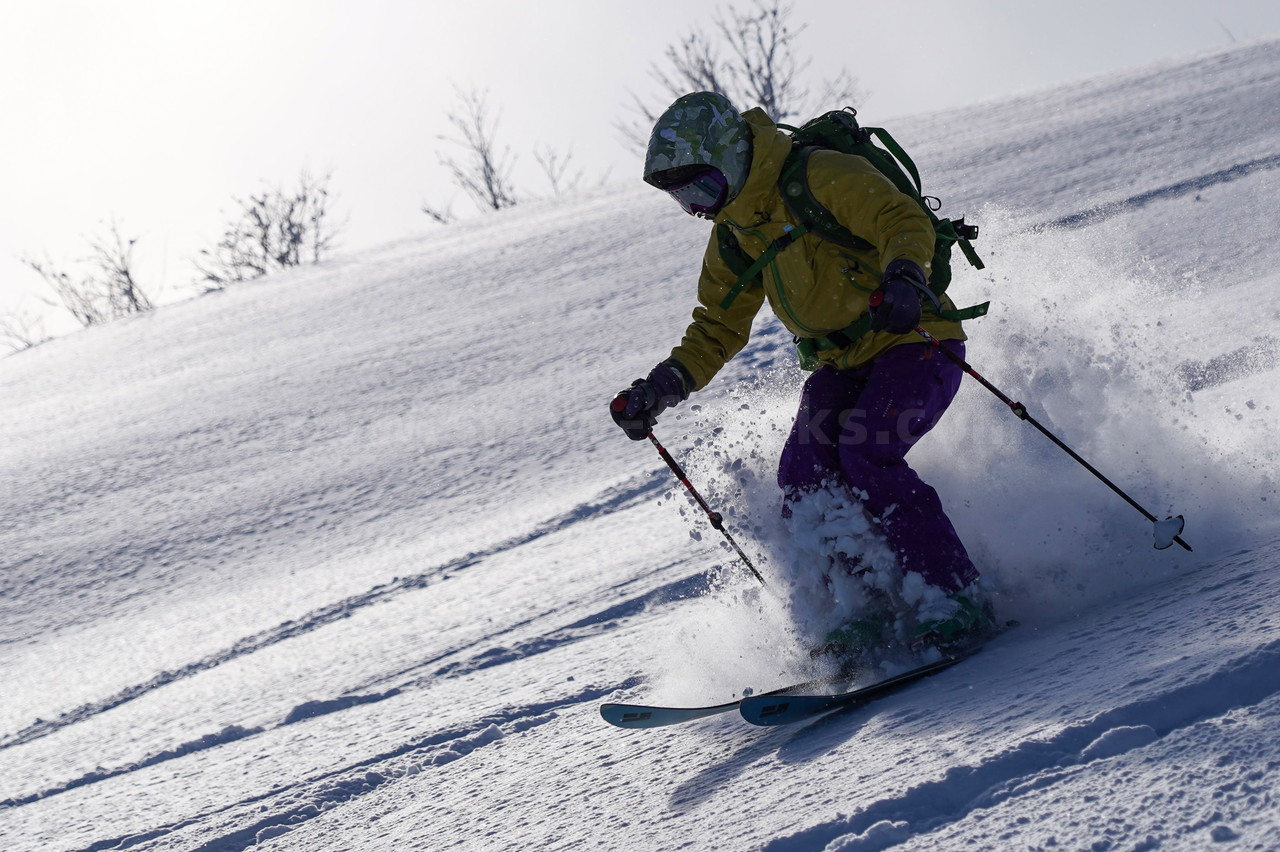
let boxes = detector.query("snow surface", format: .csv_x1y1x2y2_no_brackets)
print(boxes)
4,36,1280,852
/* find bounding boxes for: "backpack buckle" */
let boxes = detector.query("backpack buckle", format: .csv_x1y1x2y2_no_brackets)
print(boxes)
952,217,980,241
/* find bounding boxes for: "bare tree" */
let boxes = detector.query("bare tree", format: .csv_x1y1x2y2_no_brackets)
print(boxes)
22,220,153,328
428,86,519,216
618,0,866,148
716,0,808,120
420,200,456,225
534,144,585,197
0,309,49,354
23,256,105,327
91,225,152,316
647,31,733,108
198,171,341,288
422,85,600,222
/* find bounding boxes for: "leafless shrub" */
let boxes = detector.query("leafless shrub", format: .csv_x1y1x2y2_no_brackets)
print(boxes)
91,225,152,316
423,84,602,222
420,200,456,225
197,171,341,288
22,221,153,328
428,86,519,216
648,30,732,112
23,256,103,327
717,0,809,120
0,309,50,353
618,0,867,148
534,144,585,197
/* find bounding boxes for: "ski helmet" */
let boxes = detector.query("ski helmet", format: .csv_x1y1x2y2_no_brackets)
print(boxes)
643,92,752,214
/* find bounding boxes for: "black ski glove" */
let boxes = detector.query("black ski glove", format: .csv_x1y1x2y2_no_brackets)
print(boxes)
869,258,933,335
610,359,695,440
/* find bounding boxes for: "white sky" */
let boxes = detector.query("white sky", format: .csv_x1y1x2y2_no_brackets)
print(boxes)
2,0,1278,329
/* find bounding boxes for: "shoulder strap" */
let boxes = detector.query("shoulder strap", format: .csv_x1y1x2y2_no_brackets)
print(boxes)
864,127,922,195
717,223,808,311
715,224,757,281
777,147,875,252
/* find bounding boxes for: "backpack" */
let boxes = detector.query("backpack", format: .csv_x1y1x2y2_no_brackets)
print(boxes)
716,108,988,368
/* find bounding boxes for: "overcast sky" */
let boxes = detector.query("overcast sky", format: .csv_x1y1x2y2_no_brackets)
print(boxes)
3,0,1278,330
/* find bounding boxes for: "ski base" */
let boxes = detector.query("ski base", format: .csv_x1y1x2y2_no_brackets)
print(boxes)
599,699,740,729
739,651,977,727
600,669,863,729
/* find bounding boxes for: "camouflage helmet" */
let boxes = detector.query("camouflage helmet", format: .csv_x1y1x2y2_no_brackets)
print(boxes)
643,92,752,206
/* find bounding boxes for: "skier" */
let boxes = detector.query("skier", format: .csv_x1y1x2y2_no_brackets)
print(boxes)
611,91,994,659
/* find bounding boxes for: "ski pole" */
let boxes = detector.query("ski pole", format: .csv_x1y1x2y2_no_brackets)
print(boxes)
642,427,767,585
915,326,1192,552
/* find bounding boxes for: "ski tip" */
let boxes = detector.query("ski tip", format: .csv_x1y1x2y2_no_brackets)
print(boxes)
600,703,654,728
600,698,742,728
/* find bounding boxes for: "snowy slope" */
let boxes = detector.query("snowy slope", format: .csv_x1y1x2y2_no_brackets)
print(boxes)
3,36,1280,852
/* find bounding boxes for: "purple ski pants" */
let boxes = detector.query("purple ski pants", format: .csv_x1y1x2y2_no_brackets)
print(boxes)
777,341,978,593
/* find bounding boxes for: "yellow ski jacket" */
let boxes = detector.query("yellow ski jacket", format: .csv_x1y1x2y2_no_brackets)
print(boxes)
669,108,966,391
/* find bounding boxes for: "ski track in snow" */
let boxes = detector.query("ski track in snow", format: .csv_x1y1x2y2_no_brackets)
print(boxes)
0,470,722,837
1040,152,1280,230
424,567,710,682
766,640,1280,851
1175,336,1280,393
56,685,623,852
0,473,670,753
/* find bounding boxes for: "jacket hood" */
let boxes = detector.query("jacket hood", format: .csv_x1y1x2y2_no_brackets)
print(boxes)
715,108,794,226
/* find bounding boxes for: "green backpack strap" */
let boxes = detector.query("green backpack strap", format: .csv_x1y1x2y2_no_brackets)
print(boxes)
716,224,758,282
864,127,983,277
934,216,985,273
778,147,875,252
930,215,988,321
864,127,922,195
795,315,875,370
717,222,808,310
935,301,990,322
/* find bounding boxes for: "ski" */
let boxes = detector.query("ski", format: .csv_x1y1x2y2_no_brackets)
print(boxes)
600,698,741,729
600,669,863,729
739,651,977,727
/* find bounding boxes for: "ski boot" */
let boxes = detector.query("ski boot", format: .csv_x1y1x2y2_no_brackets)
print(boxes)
911,592,997,655
810,610,892,675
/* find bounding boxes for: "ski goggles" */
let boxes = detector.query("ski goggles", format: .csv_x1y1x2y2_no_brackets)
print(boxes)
663,167,728,217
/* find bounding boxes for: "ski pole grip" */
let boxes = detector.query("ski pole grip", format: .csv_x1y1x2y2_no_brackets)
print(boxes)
611,393,629,413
